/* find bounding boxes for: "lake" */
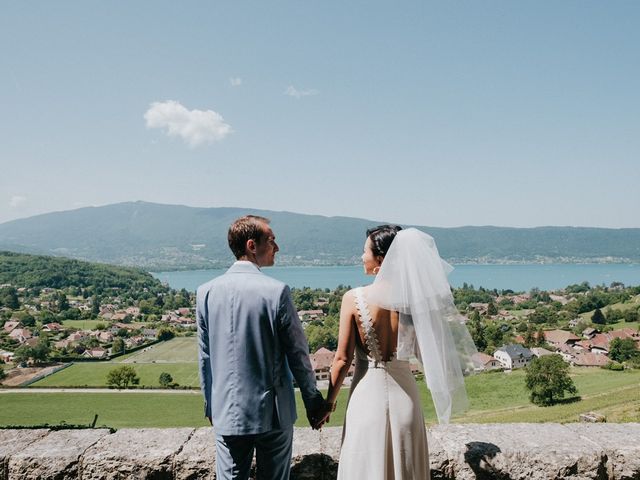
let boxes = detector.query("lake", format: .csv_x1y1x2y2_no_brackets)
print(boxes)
152,263,640,292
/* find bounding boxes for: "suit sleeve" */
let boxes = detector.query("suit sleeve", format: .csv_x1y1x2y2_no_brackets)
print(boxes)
277,286,324,412
196,287,213,419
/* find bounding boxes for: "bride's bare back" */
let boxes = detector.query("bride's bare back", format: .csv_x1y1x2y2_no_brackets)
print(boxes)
351,286,399,362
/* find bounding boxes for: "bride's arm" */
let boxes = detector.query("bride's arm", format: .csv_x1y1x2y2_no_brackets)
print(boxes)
326,291,357,407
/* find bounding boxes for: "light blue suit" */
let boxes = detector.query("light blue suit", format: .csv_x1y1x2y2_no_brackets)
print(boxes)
197,261,323,479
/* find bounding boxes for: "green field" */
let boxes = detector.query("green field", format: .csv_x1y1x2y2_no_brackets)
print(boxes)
61,319,107,330
31,362,200,388
8,367,639,428
32,337,199,388
116,337,197,363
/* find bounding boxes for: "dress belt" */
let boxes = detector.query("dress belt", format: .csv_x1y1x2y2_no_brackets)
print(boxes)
367,358,409,369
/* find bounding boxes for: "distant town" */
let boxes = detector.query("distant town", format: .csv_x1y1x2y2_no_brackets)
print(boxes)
1,251,639,388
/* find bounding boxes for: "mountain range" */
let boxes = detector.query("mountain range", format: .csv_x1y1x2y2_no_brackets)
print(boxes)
0,201,638,270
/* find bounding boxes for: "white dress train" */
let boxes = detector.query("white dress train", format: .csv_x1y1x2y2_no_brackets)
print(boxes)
337,288,430,480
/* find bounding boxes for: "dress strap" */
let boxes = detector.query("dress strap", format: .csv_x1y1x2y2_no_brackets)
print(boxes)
354,287,382,362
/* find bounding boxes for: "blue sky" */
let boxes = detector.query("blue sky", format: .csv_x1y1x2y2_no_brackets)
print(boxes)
1,1,638,227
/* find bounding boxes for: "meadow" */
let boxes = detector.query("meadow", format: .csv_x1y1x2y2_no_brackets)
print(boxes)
33,337,199,388
7,367,638,428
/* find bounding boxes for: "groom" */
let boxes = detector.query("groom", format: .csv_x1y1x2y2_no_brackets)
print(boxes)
197,215,326,480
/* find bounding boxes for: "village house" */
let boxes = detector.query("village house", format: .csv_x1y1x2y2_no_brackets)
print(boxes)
530,347,555,358
82,347,108,359
70,331,92,342
572,352,610,367
511,294,532,305
3,321,21,333
549,294,570,305
111,312,129,322
125,307,141,317
176,307,192,317
42,322,63,333
110,323,137,334
471,352,502,371
297,310,325,322
126,335,146,347
0,350,15,363
310,347,335,380
468,303,489,314
556,344,578,362
493,344,533,370
543,330,581,349
90,330,114,343
142,329,158,340
8,328,32,344
169,317,195,327
314,298,329,307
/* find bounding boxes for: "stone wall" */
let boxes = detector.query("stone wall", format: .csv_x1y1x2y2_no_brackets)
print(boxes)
1,423,639,479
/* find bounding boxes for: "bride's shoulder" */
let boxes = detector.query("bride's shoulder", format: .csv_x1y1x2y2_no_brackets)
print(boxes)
341,288,359,304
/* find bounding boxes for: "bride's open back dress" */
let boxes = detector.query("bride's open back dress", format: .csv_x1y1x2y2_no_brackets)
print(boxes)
337,287,429,479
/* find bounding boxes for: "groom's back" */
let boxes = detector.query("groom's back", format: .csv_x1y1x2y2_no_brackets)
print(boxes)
197,264,291,435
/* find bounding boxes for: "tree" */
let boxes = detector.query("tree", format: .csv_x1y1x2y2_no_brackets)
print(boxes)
0,366,6,382
91,296,100,316
486,302,498,316
535,327,546,347
608,338,638,363
112,337,125,355
31,335,51,364
524,325,536,347
13,345,33,366
525,355,577,406
157,328,175,341
106,365,140,389
159,372,173,388
468,310,487,351
0,287,20,309
591,308,606,325
56,292,69,312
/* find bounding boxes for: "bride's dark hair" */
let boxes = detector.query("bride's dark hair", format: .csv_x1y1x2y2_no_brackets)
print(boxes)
366,225,403,258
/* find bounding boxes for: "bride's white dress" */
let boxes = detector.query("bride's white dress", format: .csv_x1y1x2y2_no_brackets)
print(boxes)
337,287,430,480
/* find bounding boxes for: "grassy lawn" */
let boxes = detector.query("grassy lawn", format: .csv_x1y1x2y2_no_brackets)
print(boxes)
0,392,209,428
31,362,200,388
12,367,639,428
115,337,197,363
61,319,107,330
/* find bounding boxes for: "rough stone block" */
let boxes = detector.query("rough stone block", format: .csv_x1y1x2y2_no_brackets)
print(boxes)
566,423,640,480
291,427,341,480
0,429,49,480
7,429,109,480
427,429,452,480
430,423,606,480
174,427,215,480
81,428,193,480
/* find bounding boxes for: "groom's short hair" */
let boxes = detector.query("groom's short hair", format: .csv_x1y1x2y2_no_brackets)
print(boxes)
228,215,271,259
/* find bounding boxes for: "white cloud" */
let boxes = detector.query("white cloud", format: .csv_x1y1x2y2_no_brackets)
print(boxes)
284,85,319,99
229,77,243,87
9,195,26,208
144,100,232,147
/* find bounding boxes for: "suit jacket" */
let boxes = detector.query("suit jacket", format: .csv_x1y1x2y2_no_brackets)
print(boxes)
197,261,323,436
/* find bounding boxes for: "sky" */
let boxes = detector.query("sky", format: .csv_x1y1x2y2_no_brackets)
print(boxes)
1,1,638,228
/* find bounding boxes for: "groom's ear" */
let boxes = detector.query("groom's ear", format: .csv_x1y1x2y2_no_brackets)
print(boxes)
246,239,257,255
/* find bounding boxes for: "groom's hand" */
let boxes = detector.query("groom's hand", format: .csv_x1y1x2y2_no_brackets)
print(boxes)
307,404,328,430
307,403,331,430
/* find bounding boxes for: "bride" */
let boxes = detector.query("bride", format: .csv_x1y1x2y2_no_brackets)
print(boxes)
320,225,477,479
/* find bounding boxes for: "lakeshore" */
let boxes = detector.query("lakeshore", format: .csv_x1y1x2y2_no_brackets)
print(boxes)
153,263,640,292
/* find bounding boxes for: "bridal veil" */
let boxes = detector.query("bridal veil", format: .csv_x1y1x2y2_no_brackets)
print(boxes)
367,228,477,424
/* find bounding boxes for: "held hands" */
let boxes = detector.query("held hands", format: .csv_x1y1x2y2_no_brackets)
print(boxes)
307,400,336,430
